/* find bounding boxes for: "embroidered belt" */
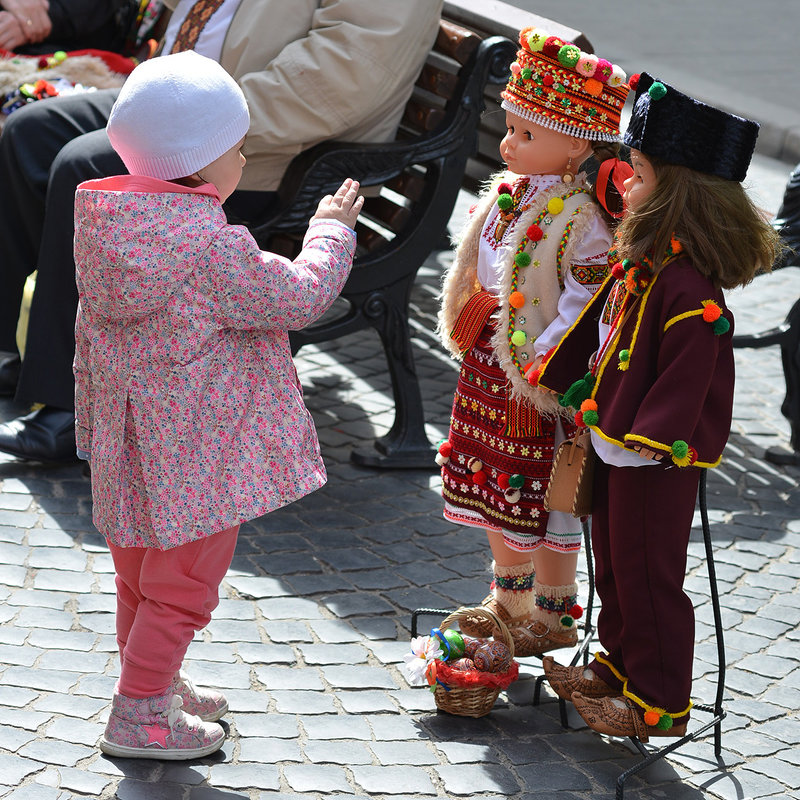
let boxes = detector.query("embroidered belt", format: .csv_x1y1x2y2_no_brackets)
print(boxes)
450,290,498,355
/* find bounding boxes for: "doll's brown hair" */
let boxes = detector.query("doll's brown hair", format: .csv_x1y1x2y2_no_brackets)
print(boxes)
613,154,782,289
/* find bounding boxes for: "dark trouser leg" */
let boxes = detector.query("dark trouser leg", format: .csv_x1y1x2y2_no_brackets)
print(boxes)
11,90,123,410
591,461,700,715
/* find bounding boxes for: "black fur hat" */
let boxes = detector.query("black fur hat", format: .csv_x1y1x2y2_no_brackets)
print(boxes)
623,72,759,182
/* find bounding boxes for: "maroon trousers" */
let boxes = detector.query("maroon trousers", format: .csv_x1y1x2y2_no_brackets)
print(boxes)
588,458,701,718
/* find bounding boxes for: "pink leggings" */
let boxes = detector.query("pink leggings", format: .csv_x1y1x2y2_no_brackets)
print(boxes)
108,526,239,698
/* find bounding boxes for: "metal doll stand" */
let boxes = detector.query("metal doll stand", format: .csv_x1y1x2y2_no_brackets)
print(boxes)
411,470,726,800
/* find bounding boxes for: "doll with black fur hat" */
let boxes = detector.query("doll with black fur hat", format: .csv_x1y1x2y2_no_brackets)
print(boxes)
436,27,633,658
538,73,781,741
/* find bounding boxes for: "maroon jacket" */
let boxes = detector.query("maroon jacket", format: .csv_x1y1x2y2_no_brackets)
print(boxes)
538,257,735,468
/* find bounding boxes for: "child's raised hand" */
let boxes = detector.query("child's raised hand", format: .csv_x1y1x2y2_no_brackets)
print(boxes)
311,178,364,229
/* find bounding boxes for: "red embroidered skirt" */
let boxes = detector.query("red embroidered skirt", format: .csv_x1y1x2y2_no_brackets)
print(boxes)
441,321,570,547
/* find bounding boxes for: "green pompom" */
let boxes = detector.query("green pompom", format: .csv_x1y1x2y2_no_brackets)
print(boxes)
618,349,630,362
648,81,667,100
521,67,533,80
559,614,575,628
509,473,525,489
557,44,581,68
656,714,673,730
622,258,633,271
497,193,513,211
515,251,532,267
671,440,689,459
511,330,527,346
560,372,596,409
712,317,730,335
582,409,599,426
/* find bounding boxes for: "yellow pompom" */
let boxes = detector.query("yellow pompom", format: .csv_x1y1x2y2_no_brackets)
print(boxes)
547,197,565,215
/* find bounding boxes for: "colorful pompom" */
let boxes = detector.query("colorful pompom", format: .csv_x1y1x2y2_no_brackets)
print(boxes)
509,473,525,489
435,452,449,467
527,224,544,241
611,261,626,280
648,81,667,100
580,399,598,413
504,488,521,504
497,473,510,490
575,53,598,77
473,469,488,485
569,603,583,619
497,182,513,195
521,67,533,80
526,367,542,386
643,710,661,727
702,301,722,322
584,77,603,97
438,440,452,457
670,439,695,467
712,317,730,335
547,197,565,215
509,291,526,309
510,62,522,76
497,193,513,211
628,73,641,91
656,714,673,730
608,64,626,87
559,614,575,628
511,330,527,347
526,29,547,52
671,440,689,459
542,36,565,58
574,411,585,427
622,258,633,271
581,409,599,426
515,251,532,268
558,44,581,68
468,458,482,473
594,58,613,82
541,73,554,87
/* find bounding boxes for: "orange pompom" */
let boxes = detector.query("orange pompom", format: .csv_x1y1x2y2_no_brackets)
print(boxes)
643,710,661,727
702,302,722,322
584,78,603,97
509,291,526,309
580,399,598,413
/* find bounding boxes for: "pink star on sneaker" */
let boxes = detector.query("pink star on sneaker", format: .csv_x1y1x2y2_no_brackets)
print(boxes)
143,724,170,748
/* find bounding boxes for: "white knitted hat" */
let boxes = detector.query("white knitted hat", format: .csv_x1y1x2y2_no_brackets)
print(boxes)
107,51,250,180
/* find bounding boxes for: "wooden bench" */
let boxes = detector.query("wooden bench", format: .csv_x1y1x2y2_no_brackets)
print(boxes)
247,4,589,468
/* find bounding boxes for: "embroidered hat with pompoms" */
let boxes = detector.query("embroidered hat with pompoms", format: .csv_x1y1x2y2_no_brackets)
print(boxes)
500,27,631,142
624,72,759,182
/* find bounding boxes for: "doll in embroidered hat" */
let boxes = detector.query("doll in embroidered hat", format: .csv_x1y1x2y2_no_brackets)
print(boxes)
436,27,633,657
73,51,363,760
538,73,781,740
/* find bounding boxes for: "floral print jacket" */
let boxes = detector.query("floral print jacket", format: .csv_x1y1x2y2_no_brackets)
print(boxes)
73,176,355,550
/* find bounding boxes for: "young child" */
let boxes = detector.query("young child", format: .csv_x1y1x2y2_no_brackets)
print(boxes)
73,51,363,759
436,28,633,656
539,74,780,740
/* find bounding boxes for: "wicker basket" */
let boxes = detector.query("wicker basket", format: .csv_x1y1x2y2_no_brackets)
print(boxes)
431,606,519,718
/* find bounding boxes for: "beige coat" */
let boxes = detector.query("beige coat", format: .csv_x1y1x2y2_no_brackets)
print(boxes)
165,0,443,191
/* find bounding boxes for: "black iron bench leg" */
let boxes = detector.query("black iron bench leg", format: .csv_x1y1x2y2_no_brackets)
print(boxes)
351,277,435,469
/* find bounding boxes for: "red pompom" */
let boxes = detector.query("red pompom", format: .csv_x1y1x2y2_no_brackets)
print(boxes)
527,224,543,241
473,469,488,485
628,73,641,91
497,473,510,490
526,367,542,386
574,411,585,427
37,57,48,69
611,261,626,280
688,446,699,465
498,182,513,195
542,36,564,58
542,73,555,87
569,604,583,620
438,441,452,457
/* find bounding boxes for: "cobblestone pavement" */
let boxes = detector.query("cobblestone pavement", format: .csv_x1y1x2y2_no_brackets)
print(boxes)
1,170,799,799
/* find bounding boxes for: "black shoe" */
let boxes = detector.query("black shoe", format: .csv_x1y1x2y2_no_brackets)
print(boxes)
0,406,78,463
0,354,21,397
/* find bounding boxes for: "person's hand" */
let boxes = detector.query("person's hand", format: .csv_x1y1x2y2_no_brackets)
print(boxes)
311,178,364,229
632,445,663,461
1,0,50,44
0,9,26,49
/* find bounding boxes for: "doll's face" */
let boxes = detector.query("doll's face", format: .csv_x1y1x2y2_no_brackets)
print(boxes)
623,149,657,212
196,137,247,202
500,110,590,176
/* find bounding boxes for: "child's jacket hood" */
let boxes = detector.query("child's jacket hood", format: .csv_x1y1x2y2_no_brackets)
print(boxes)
74,175,223,321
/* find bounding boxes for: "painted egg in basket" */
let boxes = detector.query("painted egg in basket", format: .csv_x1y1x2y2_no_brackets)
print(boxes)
449,657,476,671
473,640,512,673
